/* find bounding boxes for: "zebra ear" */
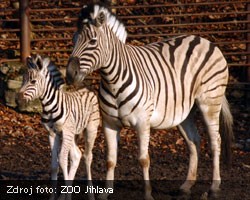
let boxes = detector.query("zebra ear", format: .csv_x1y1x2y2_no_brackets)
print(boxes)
26,56,33,69
95,11,106,27
36,55,44,70
42,57,51,69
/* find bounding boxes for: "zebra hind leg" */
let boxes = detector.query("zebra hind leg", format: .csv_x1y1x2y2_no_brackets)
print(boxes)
178,108,200,195
197,97,223,198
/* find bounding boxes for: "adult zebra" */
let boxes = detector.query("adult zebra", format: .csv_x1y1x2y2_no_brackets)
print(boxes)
66,3,233,200
18,55,99,192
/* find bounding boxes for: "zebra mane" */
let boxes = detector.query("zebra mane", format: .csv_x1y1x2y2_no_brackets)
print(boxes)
78,3,127,43
46,59,65,89
28,55,65,89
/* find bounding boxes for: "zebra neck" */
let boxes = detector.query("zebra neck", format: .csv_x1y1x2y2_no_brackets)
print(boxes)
40,81,61,112
100,43,138,96
101,41,127,82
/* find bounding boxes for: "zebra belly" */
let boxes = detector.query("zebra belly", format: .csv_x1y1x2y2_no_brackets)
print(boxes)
150,104,191,129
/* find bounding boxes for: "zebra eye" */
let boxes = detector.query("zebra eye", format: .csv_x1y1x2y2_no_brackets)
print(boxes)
89,38,97,45
30,80,37,84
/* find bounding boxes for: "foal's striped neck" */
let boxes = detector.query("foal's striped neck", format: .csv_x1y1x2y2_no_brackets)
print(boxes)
40,62,65,105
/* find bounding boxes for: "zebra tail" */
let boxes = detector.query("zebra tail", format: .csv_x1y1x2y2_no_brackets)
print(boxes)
220,95,234,168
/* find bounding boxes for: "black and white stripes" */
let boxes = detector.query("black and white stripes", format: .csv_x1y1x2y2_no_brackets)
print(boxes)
19,55,99,186
66,3,233,200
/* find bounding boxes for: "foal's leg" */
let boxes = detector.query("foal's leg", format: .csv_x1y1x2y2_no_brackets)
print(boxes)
178,109,200,194
84,122,98,180
59,130,74,180
136,119,154,200
83,122,98,200
48,131,60,200
68,140,82,180
48,131,60,180
58,130,75,200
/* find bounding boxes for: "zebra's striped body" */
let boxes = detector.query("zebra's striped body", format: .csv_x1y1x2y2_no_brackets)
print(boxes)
19,55,99,184
66,3,233,200
97,36,228,130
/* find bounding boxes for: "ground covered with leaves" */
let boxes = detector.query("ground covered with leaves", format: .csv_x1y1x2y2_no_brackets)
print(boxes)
0,99,249,199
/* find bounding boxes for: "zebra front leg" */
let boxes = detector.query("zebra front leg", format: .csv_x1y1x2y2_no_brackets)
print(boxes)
177,110,200,194
59,131,75,200
84,124,98,180
59,130,75,180
48,131,60,200
136,121,154,200
48,131,60,180
98,121,120,200
59,144,71,180
84,124,98,200
68,140,82,180
67,140,84,200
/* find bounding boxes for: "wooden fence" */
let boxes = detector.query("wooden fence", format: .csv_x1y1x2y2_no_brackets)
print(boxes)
0,0,250,83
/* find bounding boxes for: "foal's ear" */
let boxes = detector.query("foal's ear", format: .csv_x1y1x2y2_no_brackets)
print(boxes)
27,55,40,70
42,57,50,68
26,56,33,69
36,55,44,70
95,10,106,27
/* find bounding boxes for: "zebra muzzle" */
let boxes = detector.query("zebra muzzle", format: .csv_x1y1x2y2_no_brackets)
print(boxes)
66,56,80,85
16,92,29,108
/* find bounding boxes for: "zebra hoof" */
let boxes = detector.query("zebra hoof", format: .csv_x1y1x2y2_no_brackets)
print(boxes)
49,193,58,200
88,192,96,200
145,194,155,200
57,193,66,200
177,189,191,200
179,188,191,195
56,193,72,200
208,188,221,199
98,193,109,200
200,192,208,200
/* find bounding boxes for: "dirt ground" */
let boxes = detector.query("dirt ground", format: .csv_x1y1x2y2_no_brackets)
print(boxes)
0,99,249,199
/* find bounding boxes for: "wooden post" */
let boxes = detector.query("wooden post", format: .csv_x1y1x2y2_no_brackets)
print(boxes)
247,3,250,82
246,3,250,106
20,0,30,64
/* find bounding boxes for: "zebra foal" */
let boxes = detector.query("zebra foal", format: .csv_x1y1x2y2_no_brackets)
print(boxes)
66,3,233,200
18,55,99,183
